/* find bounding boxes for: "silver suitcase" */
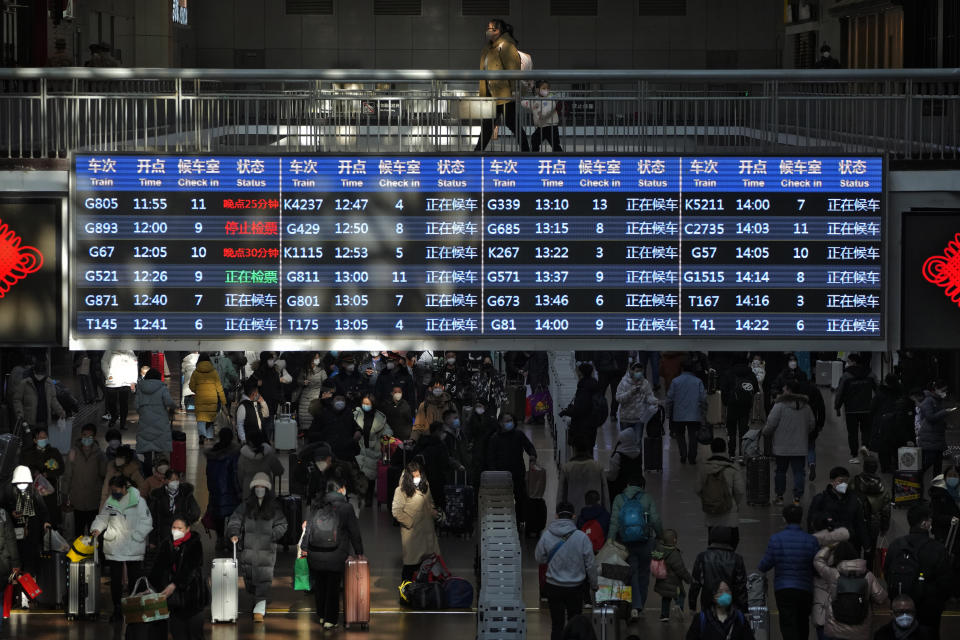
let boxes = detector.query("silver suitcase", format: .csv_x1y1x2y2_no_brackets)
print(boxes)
66,546,99,620
211,541,239,623
274,402,298,451
592,603,622,640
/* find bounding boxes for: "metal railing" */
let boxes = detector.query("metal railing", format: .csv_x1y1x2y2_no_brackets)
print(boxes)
1,67,958,159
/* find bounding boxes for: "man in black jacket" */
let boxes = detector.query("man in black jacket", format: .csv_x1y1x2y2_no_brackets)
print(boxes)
560,363,604,452
689,525,748,614
593,351,629,419
885,504,954,639
807,466,869,555
834,353,877,464
720,357,760,459
380,384,413,441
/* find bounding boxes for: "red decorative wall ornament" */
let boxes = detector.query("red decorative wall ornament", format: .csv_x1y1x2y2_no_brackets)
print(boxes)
922,233,960,308
0,218,44,299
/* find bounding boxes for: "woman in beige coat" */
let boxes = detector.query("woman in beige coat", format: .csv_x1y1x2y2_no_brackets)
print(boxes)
811,524,850,635
814,541,886,640
475,18,529,152
392,461,440,581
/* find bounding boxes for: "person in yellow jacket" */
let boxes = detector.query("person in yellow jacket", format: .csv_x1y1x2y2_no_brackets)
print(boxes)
475,18,530,152
189,353,227,446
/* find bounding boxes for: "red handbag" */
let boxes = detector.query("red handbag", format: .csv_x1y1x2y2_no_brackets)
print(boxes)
16,573,42,600
3,584,12,619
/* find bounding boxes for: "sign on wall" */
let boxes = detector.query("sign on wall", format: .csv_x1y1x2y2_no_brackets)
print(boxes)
903,209,960,349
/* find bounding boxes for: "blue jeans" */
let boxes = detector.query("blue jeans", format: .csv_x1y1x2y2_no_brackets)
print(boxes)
807,441,816,465
774,456,806,499
197,420,213,439
626,538,654,610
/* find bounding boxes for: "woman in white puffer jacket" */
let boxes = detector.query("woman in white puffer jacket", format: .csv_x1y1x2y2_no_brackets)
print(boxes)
297,352,328,431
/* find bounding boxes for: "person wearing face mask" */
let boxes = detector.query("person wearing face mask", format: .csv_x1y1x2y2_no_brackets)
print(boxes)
520,80,563,152
926,471,960,557
763,380,815,506
252,351,287,441
303,479,363,630
835,353,878,465
439,408,469,472
770,354,810,402
1,465,50,594
147,469,200,550
100,444,147,505
874,595,932,640
917,380,955,478
238,429,285,500
90,475,153,622
719,356,761,459
486,413,538,525
469,355,505,411
307,393,361,462
413,421,454,511
236,378,270,445
814,43,842,69
437,351,467,405
616,361,660,435
134,367,176,476
226,473,287,623
413,381,454,439
149,516,208,639
188,353,227,447
807,467,870,556
375,355,415,407
353,394,391,507
466,399,498,486
101,350,138,429
392,462,441,581
12,359,65,436
360,350,385,388
203,428,242,552
102,427,123,461
685,581,755,640
64,423,107,536
475,18,530,152
380,384,414,441
333,356,368,406
297,352,329,433
143,457,171,495
814,540,887,640
21,427,65,527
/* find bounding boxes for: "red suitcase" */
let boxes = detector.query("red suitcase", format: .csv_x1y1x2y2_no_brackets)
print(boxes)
344,555,370,630
170,430,186,473
149,352,165,381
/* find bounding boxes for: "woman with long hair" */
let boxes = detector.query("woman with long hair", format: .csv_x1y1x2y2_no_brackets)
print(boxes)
391,460,440,580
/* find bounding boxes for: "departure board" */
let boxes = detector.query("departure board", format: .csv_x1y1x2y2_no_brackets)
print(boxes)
70,153,884,346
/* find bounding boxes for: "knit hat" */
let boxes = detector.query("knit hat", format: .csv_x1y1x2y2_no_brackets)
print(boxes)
249,472,272,490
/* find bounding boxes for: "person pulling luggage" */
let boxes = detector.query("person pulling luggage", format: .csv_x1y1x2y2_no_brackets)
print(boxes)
149,516,208,640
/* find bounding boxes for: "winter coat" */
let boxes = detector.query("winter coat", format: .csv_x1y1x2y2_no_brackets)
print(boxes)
520,96,559,127
297,366,328,431
811,527,850,627
685,607,755,640
101,459,147,505
763,393,815,457
606,428,644,499
149,533,208,617
21,444,65,483
757,524,820,592
304,491,363,572
534,518,598,590
380,398,414,441
564,375,604,441
814,550,886,640
690,527,748,613
917,391,950,451
188,361,226,424
667,372,707,423
391,486,440,565
873,622,933,640
147,483,201,545
834,365,877,414
852,473,892,541
102,350,138,389
654,541,693,599
696,455,746,528
308,406,359,461
560,456,609,515
353,407,391,480
12,377,64,427
479,32,521,103
134,378,176,454
615,372,659,424
885,530,953,607
485,428,537,485
225,492,288,596
0,485,49,550
237,444,284,499
203,442,242,518
212,354,239,393
720,364,760,409
414,392,453,435
608,485,663,545
413,434,451,497
64,441,108,512
0,510,20,580
91,487,153,561
576,504,610,537
929,486,960,554
808,486,870,552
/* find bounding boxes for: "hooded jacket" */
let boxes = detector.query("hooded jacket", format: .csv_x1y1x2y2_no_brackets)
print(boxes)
188,360,226,423
134,377,176,453
560,456,609,516
305,491,363,572
391,484,440,565
238,444,284,499
479,32,521,104
608,485,663,545
353,406,391,480
696,455,746,528
757,524,820,592
297,365,328,431
852,472,892,538
65,439,107,512
814,549,886,640
101,458,147,505
203,441,242,518
147,483,201,545
917,391,951,450
808,486,869,552
12,376,64,427
615,371,660,424
91,487,153,561
834,365,877,414
763,393,815,457
690,526,748,613
225,491,288,596
653,540,693,599
811,526,850,626
534,517,598,590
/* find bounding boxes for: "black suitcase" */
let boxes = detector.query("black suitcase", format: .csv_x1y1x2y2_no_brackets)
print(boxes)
0,433,21,480
746,456,771,506
274,473,303,550
504,384,526,421
443,469,475,534
525,496,547,538
288,452,307,496
643,436,663,472
37,548,68,607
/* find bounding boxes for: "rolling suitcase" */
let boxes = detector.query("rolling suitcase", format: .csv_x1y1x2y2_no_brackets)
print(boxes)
746,456,771,506
706,393,723,426
525,496,547,538
592,602,621,640
443,469,475,535
344,555,370,630
0,433,21,480
210,541,238,623
37,542,68,608
275,473,303,551
170,430,186,473
747,572,770,640
149,352,165,382
643,436,663,472
66,543,99,620
273,402,298,451
504,384,526,422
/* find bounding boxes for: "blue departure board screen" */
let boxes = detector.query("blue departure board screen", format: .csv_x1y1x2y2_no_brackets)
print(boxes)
70,154,884,345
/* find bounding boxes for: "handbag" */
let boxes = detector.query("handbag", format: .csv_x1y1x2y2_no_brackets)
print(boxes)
121,577,170,624
527,387,553,418
33,473,55,497
294,529,311,591
16,573,41,600
214,407,233,433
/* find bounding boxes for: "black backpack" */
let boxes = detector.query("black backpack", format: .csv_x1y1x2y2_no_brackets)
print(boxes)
832,573,870,625
886,540,929,600
733,377,755,405
308,503,340,550
590,391,609,427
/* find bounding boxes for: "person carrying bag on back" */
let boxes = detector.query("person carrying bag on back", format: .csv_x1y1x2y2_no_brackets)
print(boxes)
607,470,663,620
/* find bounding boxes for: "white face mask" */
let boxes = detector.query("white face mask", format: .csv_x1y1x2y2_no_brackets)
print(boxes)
446,358,456,365
345,365,355,373
393,392,403,402
822,51,831,58
171,529,185,541
432,388,443,397
475,407,485,416
835,482,848,494
267,359,275,367
371,351,380,357
316,461,329,472
166,481,180,493
334,400,346,411
895,614,914,628
788,361,797,370
936,389,948,399
539,88,549,97
412,476,421,486
254,486,267,498
387,361,396,370
313,358,321,366
15,483,28,492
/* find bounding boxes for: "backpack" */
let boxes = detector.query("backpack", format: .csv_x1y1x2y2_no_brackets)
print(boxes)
307,503,340,550
580,519,605,553
885,540,929,599
831,573,870,625
741,429,763,459
701,469,734,516
733,377,755,405
590,391,609,428
650,551,668,580
618,495,649,543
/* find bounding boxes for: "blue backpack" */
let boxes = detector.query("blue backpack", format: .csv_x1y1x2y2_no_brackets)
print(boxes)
619,494,649,543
